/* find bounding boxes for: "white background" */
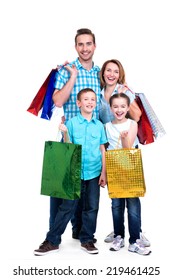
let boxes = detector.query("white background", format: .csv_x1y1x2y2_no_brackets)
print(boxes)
1,0,172,279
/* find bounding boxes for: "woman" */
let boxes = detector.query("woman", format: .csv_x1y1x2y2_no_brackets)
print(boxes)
100,59,150,247
99,59,141,124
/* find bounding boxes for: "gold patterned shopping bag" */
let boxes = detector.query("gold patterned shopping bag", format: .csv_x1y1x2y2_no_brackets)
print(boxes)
106,148,146,198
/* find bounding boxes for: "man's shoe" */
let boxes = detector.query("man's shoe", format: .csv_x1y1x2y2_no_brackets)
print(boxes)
81,242,99,254
128,239,151,255
72,232,79,239
34,240,59,256
104,231,114,243
110,235,124,251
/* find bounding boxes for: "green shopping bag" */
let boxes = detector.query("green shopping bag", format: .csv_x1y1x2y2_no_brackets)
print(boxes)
41,141,82,200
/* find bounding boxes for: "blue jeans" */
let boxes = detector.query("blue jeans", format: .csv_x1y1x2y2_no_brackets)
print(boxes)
112,198,141,244
46,198,78,245
49,197,63,230
71,198,83,235
79,176,100,244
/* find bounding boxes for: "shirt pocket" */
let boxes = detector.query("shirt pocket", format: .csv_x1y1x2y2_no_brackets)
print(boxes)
73,132,83,145
91,132,99,143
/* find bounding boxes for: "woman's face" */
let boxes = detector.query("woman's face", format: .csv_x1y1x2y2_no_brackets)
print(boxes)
103,62,120,86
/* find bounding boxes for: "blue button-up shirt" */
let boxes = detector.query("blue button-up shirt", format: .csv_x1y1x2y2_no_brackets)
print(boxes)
66,113,107,180
54,58,101,121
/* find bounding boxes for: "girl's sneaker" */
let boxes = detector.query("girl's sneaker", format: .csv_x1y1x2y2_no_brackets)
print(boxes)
110,235,124,251
140,232,151,247
128,239,151,255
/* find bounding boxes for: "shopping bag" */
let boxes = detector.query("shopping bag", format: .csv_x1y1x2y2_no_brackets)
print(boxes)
106,148,146,198
135,94,154,144
135,93,166,140
41,141,82,200
27,69,57,116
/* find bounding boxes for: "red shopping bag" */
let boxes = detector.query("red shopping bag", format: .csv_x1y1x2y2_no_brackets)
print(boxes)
27,69,56,116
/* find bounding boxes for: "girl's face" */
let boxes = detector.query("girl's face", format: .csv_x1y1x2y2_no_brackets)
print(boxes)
110,97,129,122
103,62,120,86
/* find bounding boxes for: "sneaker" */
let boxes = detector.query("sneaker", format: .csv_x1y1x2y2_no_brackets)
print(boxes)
104,231,114,243
110,235,124,251
81,242,99,254
140,232,151,247
73,232,97,243
34,240,59,256
128,239,151,255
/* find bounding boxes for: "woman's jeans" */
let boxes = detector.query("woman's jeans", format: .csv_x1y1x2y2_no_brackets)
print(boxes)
79,176,100,244
112,197,141,244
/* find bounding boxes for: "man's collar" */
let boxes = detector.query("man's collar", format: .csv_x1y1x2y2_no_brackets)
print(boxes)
75,58,100,71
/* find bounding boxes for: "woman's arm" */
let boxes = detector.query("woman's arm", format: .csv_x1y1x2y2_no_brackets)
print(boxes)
129,100,142,122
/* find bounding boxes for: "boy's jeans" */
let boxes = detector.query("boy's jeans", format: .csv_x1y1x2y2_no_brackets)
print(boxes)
79,176,100,244
46,198,78,245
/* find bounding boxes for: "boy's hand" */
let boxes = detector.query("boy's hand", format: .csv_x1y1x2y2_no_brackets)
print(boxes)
99,172,107,188
59,123,67,133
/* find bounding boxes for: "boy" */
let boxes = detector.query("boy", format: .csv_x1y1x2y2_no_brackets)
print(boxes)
34,88,107,255
59,88,107,254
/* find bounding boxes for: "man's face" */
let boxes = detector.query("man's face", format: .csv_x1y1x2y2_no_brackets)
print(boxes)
75,34,96,62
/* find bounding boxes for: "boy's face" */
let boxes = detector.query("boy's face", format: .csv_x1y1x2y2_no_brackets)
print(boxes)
77,91,96,114
75,34,96,62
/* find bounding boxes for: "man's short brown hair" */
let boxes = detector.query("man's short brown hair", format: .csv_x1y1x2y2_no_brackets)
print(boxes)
75,28,96,45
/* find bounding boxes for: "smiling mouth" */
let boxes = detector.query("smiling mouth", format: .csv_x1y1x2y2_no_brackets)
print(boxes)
116,112,124,117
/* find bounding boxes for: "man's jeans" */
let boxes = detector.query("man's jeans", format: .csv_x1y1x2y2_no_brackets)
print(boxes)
79,176,100,244
112,197,141,244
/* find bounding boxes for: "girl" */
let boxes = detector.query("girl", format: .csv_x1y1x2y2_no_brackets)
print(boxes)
105,93,151,255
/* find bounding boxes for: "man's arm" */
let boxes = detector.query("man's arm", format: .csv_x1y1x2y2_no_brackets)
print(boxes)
53,65,78,107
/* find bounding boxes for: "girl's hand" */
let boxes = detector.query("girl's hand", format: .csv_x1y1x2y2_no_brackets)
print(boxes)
120,130,128,139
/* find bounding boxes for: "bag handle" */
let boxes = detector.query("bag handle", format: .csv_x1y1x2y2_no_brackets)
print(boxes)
56,128,71,143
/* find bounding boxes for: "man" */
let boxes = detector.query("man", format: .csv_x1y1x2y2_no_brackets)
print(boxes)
52,28,101,240
34,29,101,256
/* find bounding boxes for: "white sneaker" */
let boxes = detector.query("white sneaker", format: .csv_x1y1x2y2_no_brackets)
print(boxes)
110,235,124,251
128,239,151,255
140,232,151,247
104,231,114,243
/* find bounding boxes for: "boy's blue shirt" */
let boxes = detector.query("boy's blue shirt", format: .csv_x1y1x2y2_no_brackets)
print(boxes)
66,112,107,180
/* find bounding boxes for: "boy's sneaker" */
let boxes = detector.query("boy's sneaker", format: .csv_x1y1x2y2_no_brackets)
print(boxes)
128,239,151,255
34,240,59,256
81,242,99,254
72,232,97,243
140,232,151,247
110,235,124,251
104,231,114,243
